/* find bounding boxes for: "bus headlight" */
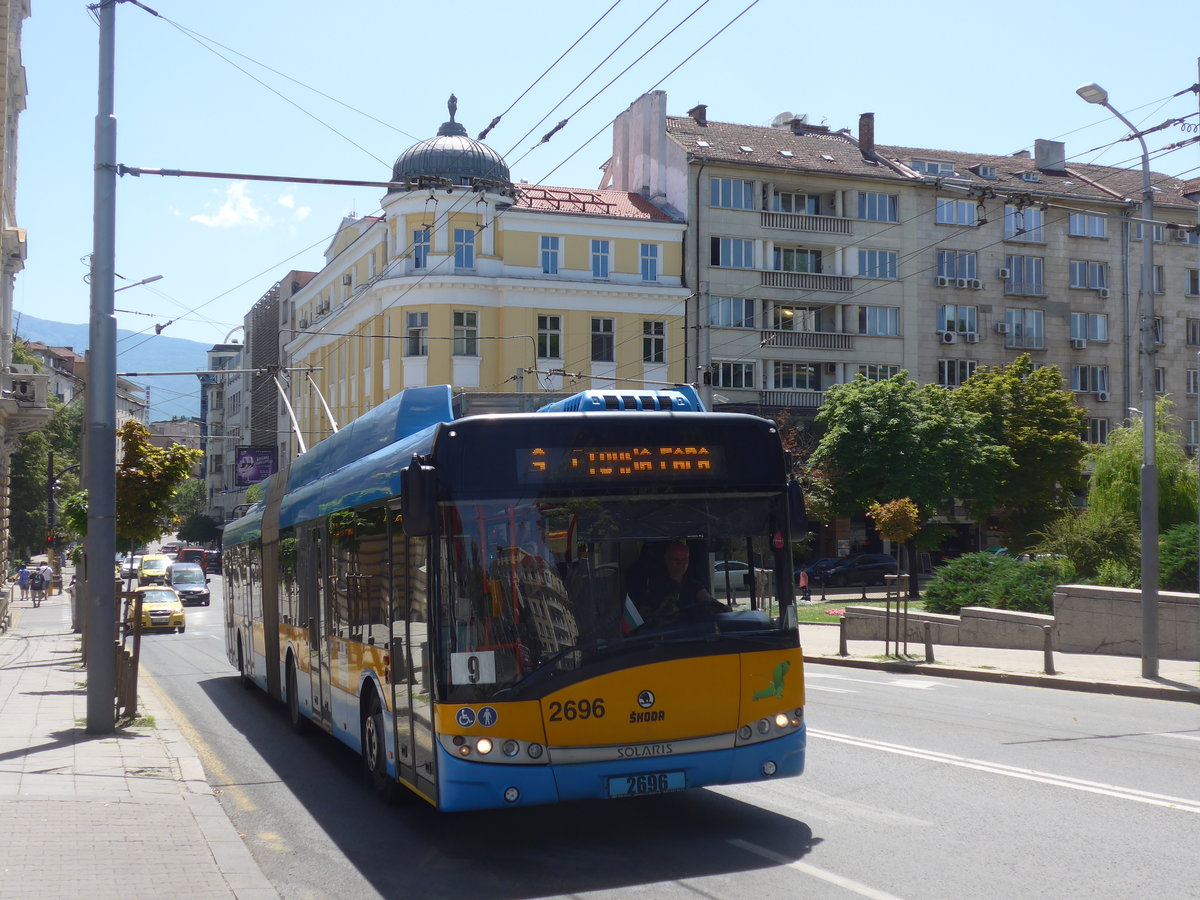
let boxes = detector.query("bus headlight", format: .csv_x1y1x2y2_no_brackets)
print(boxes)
774,713,790,730
475,738,493,756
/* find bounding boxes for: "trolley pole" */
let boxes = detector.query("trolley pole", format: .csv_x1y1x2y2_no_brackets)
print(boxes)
85,0,118,733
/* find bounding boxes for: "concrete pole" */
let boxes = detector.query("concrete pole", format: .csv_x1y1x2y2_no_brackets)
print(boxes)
86,0,118,732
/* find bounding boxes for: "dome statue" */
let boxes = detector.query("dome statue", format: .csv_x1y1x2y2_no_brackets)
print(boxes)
391,95,512,192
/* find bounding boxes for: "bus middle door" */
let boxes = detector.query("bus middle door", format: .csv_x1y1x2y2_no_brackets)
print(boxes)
304,525,333,731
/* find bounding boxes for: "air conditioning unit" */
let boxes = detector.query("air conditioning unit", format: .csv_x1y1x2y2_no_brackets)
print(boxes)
1070,338,1088,350
964,332,980,343
1096,390,1110,402
825,363,837,374
994,322,1010,334
955,277,969,289
1097,288,1110,299
342,273,352,285
935,276,950,287
298,318,308,329
1173,229,1189,242
997,267,1011,279
940,331,957,344
968,279,983,290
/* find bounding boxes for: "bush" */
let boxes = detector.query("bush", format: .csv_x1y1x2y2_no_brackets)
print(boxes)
922,552,1063,615
1160,522,1198,593
1030,508,1139,579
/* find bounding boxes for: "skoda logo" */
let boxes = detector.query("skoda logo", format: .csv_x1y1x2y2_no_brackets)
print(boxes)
637,690,655,709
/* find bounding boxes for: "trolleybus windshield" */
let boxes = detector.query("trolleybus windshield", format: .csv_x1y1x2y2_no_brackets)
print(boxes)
437,492,792,703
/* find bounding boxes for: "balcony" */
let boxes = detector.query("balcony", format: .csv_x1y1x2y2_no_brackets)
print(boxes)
761,330,855,351
761,270,853,292
760,390,827,409
761,211,852,236
0,367,53,437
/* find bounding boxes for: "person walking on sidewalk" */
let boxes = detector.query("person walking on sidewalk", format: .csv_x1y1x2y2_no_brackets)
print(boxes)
17,563,30,601
39,562,53,597
28,566,44,606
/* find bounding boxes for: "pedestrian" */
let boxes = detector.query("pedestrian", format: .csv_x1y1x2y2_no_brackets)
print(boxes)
798,566,811,603
29,566,45,607
39,562,54,598
17,563,30,601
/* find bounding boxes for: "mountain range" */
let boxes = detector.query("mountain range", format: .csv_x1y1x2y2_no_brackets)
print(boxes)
14,313,216,421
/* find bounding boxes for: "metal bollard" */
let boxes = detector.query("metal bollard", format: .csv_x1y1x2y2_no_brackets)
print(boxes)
1043,625,1056,676
924,620,935,663
839,616,848,657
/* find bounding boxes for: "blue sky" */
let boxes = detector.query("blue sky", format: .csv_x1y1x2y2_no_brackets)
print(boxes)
16,0,1200,411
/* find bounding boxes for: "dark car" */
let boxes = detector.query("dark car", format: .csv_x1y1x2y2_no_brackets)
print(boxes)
801,558,843,586
204,549,222,574
823,553,899,587
167,562,210,606
176,548,206,568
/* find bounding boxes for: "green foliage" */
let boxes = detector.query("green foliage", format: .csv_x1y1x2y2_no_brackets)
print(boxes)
922,552,1063,615
170,479,206,523
1088,397,1197,531
1030,507,1139,579
954,356,1087,550
1159,522,1198,593
244,482,264,504
177,513,220,545
9,430,49,559
1095,558,1139,589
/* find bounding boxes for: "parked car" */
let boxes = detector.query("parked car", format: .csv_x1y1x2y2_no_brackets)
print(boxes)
204,549,222,574
176,547,207,568
126,585,185,633
137,554,172,586
711,559,752,594
801,558,842,586
167,562,210,606
119,554,142,580
823,553,899,587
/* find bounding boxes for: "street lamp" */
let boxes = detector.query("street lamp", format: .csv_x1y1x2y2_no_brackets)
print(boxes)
1076,82,1159,678
114,273,163,292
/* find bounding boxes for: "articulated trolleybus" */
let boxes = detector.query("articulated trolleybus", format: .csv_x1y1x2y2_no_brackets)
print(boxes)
223,385,806,811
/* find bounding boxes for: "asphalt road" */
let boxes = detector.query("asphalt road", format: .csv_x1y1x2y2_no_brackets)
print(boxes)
138,576,1200,899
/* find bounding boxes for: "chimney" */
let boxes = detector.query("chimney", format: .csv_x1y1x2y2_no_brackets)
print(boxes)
1011,149,1031,159
687,104,707,126
859,112,876,159
1034,139,1067,172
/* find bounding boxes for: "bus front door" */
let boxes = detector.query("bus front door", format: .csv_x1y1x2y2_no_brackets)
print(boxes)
305,526,333,731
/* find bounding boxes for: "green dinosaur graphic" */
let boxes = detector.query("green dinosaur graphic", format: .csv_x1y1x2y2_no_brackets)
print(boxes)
751,660,791,701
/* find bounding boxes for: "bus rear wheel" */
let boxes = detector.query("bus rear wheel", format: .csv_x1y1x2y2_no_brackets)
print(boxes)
363,695,397,803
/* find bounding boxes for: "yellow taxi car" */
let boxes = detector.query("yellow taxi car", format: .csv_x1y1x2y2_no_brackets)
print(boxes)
127,585,186,634
137,554,171,586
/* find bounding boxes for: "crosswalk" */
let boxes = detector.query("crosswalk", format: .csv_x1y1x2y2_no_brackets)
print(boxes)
805,671,944,693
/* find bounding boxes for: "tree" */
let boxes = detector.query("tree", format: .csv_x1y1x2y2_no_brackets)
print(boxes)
1087,396,1197,532
809,373,1009,593
169,478,206,525
177,514,220,545
954,355,1087,551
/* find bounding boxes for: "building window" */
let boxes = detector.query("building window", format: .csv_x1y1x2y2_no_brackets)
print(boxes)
773,191,818,214
912,160,956,176
937,359,977,388
773,362,818,390
773,304,828,332
1134,223,1165,242
858,192,897,222
591,239,610,279
453,310,478,356
774,246,820,273
1084,418,1110,444
1005,255,1045,296
1153,316,1164,344
1155,367,1166,394
1188,369,1200,396
406,311,428,357
1189,420,1200,450
1006,308,1045,349
537,314,561,359
1187,269,1200,296
540,236,559,275
1069,212,1107,238
643,320,665,363
938,304,977,334
1070,365,1109,394
591,318,614,362
1148,265,1165,294
710,177,755,209
937,249,977,279
1188,319,1200,347
710,297,755,328
712,237,755,268
640,243,659,282
1004,205,1045,242
712,361,755,388
454,229,475,268
858,364,901,381
412,228,430,268
859,306,900,336
1071,312,1108,342
1069,260,1108,290
935,199,976,226
858,249,898,280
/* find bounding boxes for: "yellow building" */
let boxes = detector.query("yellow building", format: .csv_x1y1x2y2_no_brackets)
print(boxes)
283,98,688,453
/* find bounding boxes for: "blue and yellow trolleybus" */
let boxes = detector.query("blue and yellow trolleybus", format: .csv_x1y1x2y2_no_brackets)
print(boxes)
222,385,806,811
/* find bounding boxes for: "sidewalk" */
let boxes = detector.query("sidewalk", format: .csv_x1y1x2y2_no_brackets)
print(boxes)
0,590,276,900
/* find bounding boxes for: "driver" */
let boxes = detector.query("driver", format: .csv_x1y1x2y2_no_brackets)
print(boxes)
625,541,722,630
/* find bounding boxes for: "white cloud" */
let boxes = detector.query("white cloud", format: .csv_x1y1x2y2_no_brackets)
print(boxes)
190,182,268,228
278,194,295,209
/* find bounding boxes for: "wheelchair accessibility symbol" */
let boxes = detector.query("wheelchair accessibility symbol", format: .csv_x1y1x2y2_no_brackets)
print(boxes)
456,707,476,727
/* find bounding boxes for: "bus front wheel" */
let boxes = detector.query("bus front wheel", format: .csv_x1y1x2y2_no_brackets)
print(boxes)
286,658,308,735
363,695,397,803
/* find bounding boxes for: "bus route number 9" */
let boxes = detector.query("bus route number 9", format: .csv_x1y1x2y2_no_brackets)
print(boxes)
548,698,605,721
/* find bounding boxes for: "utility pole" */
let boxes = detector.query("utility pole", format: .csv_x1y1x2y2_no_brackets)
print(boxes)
86,0,118,733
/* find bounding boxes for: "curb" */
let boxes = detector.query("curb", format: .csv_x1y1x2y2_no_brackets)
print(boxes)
806,654,1200,704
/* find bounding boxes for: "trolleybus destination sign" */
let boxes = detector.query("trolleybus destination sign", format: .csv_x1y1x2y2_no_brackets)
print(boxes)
518,445,723,483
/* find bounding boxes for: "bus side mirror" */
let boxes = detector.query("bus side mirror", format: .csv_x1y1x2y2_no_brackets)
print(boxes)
788,480,808,537
402,456,436,537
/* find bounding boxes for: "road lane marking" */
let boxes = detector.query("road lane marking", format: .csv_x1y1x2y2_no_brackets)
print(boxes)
1157,732,1200,742
810,729,1200,815
141,668,257,813
808,672,942,690
728,839,907,900
807,685,857,694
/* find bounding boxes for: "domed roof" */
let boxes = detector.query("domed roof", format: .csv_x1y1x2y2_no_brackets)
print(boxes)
391,95,511,191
